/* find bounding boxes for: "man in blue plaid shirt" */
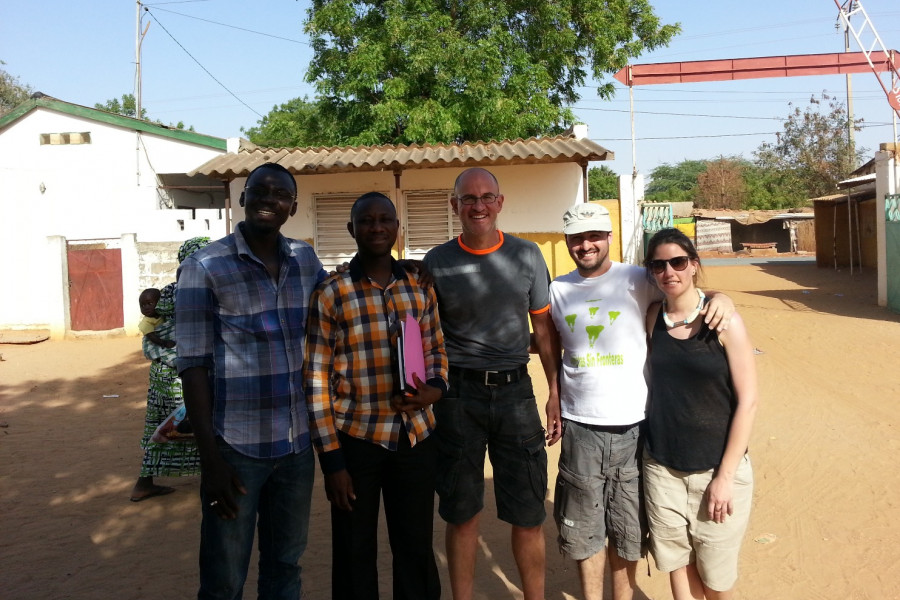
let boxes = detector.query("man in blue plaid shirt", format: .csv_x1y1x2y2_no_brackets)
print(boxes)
176,162,326,600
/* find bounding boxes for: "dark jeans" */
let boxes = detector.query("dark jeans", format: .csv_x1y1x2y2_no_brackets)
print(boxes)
198,439,314,600
331,431,440,600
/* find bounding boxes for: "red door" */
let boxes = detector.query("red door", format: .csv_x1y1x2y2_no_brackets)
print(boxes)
67,245,124,331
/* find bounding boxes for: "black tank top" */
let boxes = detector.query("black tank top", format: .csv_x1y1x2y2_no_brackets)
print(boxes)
645,307,736,472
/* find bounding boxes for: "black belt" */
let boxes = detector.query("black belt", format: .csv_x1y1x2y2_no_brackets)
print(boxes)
579,421,641,434
450,365,528,387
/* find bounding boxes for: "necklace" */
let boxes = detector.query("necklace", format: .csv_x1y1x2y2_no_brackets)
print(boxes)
662,288,706,329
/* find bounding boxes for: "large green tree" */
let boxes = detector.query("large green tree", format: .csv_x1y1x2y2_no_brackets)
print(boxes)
644,160,706,203
242,96,339,147
302,0,679,145
741,164,803,210
1,61,32,117
754,94,863,203
646,157,811,210
587,164,619,200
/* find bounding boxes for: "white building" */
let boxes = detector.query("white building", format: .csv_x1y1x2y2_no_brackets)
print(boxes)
0,95,227,337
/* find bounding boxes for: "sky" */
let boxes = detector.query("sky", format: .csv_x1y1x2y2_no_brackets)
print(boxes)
2,0,899,179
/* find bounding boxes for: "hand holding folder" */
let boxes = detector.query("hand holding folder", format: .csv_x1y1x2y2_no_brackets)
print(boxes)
391,314,441,415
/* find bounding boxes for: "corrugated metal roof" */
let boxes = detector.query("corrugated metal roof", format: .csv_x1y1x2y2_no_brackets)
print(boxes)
190,135,614,179
811,188,875,204
693,208,814,225
837,173,876,189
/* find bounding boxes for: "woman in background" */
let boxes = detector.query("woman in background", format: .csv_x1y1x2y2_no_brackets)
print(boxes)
642,228,758,600
129,237,210,502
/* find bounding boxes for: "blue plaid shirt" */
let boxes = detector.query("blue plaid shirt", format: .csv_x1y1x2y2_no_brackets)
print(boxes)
175,223,326,459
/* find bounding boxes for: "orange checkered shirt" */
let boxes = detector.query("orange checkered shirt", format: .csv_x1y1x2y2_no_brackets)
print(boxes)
304,258,448,474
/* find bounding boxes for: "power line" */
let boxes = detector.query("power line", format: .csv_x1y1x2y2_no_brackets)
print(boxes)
572,107,896,123
596,121,891,142
144,7,264,119
151,6,310,45
147,85,315,105
573,106,785,120
673,11,900,41
598,132,779,141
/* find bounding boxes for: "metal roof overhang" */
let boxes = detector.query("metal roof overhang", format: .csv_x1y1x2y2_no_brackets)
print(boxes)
157,172,228,192
811,189,875,205
837,173,877,189
189,135,614,180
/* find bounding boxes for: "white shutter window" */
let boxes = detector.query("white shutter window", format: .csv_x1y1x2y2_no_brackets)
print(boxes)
314,194,358,272
404,190,460,260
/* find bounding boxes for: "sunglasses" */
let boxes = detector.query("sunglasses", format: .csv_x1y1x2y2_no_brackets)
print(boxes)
648,256,691,274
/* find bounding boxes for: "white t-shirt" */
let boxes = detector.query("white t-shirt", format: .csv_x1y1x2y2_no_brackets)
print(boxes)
549,262,661,426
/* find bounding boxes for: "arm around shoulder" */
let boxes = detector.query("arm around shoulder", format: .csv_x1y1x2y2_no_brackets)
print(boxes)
702,289,736,332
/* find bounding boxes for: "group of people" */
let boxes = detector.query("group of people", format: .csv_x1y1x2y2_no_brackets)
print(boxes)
131,163,757,600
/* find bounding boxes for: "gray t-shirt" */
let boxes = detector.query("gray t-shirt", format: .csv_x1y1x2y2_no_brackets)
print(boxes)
424,232,551,371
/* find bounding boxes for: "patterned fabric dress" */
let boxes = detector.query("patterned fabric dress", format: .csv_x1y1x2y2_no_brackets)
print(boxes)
138,237,210,477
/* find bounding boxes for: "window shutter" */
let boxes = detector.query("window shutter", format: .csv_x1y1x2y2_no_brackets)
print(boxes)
404,190,460,260
314,194,357,272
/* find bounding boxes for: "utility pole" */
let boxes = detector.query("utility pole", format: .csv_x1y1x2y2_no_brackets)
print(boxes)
135,1,150,120
134,1,150,186
841,2,857,170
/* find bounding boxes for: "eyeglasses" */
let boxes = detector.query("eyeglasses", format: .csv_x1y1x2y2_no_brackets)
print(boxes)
455,193,499,206
244,185,295,203
648,256,691,274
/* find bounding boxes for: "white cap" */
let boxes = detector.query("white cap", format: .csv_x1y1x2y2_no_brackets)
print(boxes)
562,203,612,235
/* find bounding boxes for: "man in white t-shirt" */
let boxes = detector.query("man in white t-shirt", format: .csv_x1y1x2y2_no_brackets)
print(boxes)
548,203,732,600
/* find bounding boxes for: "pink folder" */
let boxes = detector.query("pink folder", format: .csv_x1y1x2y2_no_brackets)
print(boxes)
399,313,426,390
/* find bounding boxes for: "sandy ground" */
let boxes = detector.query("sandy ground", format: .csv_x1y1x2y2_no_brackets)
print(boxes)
2,262,899,600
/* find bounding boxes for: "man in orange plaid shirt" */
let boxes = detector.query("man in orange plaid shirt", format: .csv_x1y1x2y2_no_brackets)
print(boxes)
304,192,448,600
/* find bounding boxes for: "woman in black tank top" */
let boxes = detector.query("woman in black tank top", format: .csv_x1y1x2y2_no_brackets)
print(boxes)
641,229,759,600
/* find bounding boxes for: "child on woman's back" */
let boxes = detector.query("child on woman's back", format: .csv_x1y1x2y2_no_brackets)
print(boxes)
138,288,174,349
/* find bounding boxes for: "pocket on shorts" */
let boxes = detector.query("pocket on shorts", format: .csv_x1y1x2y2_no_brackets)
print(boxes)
435,442,464,499
434,394,463,498
554,464,601,549
523,429,548,502
610,466,643,546
734,454,754,487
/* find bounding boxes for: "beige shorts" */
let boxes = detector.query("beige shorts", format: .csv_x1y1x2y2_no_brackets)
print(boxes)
643,453,753,592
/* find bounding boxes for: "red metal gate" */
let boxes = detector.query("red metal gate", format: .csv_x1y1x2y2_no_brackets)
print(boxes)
67,244,124,331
